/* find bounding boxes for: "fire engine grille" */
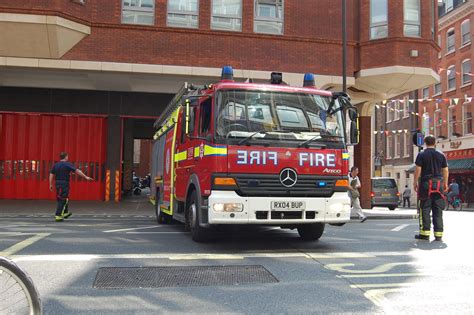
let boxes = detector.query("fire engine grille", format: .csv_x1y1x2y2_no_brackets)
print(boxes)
235,174,338,197
93,265,278,289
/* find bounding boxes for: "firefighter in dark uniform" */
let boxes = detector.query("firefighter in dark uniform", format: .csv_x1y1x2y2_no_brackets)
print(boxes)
414,135,449,241
49,152,93,222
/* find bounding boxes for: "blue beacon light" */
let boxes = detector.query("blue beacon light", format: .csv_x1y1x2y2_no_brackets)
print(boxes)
303,73,315,87
221,66,234,81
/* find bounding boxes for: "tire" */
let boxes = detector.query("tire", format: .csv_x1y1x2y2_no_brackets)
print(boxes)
0,256,42,315
297,223,325,241
388,206,396,211
187,190,211,242
453,200,462,211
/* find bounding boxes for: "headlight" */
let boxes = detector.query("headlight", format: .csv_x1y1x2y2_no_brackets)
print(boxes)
213,203,244,212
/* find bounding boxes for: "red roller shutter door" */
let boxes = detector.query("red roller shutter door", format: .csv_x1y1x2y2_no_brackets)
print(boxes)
0,113,107,200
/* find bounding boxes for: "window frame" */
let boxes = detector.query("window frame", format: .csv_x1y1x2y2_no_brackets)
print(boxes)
463,101,473,135
393,101,401,121
386,103,392,123
434,109,442,138
447,65,456,91
254,0,284,35
403,97,410,118
461,19,471,47
404,132,411,157
394,133,401,158
122,0,155,25
403,0,421,37
167,0,199,29
422,87,429,99
422,112,430,136
462,59,472,86
448,105,456,136
370,0,388,40
446,0,454,13
446,28,456,53
211,0,243,32
434,82,442,96
386,134,392,159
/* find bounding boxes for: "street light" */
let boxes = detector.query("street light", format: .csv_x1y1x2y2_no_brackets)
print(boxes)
342,0,347,93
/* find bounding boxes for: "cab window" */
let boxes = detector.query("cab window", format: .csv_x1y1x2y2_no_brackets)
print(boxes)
200,98,212,136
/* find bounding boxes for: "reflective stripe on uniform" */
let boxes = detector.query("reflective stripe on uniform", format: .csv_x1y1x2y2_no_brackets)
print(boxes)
420,230,431,236
418,200,423,231
434,231,443,237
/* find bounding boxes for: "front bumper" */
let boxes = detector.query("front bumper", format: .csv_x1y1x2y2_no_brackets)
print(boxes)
207,191,351,224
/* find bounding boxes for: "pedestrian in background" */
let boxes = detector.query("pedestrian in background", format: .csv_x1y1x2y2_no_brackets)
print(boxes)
414,135,448,241
403,185,412,208
348,166,367,223
49,152,93,222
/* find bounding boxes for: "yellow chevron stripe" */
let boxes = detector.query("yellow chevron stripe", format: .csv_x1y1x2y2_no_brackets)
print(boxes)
204,145,227,156
194,147,200,158
175,151,187,162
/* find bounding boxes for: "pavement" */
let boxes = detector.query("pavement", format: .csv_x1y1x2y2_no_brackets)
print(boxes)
0,209,473,314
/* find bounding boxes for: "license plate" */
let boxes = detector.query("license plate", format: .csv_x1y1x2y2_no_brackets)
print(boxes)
272,201,306,211
382,193,391,197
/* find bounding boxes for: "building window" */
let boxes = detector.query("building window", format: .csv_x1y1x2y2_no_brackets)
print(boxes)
167,0,199,28
446,0,453,13
462,59,471,85
394,101,401,121
212,0,242,31
434,110,442,137
422,113,430,135
403,97,410,118
122,0,155,25
404,0,420,37
386,103,394,122
405,132,411,157
448,106,456,136
370,0,388,39
422,87,429,99
254,0,284,35
447,28,455,53
447,65,456,90
395,134,401,158
386,135,392,159
463,102,473,134
461,19,471,46
438,34,442,58
434,82,442,95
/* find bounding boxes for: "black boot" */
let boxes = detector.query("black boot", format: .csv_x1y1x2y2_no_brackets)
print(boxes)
414,234,429,240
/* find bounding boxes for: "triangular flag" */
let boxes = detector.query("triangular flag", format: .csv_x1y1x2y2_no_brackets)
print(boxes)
453,98,459,105
467,97,472,102
409,99,415,105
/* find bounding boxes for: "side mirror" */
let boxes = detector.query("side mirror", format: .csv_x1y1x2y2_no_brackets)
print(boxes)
350,121,359,145
347,107,358,121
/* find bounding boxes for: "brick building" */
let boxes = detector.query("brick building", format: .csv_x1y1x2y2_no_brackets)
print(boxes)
0,0,439,205
418,0,474,203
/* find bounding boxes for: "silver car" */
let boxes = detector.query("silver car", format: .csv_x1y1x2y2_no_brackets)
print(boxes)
371,177,399,210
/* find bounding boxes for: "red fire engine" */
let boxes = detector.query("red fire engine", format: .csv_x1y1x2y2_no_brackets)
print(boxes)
151,67,359,242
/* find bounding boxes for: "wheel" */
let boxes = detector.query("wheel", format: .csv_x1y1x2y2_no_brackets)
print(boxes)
453,200,462,211
0,256,42,315
388,206,396,211
297,223,325,241
187,190,211,242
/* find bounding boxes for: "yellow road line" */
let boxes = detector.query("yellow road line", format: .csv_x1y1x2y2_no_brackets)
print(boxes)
0,233,50,257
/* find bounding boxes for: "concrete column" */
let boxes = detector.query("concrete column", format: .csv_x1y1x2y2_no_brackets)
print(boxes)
106,115,122,201
122,119,134,193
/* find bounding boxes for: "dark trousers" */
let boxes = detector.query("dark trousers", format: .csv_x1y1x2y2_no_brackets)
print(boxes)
418,193,444,238
403,197,411,208
55,181,70,216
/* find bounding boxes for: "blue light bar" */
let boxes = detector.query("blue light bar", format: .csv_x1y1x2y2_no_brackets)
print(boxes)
221,66,234,81
304,73,315,87
317,181,327,187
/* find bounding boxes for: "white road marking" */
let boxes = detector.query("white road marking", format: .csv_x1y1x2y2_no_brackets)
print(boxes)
103,225,160,233
126,231,184,234
337,273,429,278
391,224,410,232
0,233,50,257
325,262,414,274
351,283,418,289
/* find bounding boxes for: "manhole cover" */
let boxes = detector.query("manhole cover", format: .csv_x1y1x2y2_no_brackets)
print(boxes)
93,265,278,289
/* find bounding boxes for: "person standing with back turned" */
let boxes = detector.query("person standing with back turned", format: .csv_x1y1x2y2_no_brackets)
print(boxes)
414,135,449,241
49,152,94,222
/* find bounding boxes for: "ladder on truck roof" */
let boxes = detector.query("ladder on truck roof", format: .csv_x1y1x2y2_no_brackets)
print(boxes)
153,82,203,129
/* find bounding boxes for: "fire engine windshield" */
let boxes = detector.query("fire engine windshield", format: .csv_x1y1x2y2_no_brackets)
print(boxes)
215,89,345,146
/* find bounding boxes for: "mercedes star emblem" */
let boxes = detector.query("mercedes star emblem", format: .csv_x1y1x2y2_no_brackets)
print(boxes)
280,168,297,187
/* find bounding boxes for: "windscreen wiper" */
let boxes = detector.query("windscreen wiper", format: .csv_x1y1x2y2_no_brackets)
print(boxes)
237,130,295,145
297,136,327,148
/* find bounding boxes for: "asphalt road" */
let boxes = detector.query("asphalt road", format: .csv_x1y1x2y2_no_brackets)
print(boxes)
1,211,473,314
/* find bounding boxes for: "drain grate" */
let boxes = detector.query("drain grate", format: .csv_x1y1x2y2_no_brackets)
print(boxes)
93,265,278,289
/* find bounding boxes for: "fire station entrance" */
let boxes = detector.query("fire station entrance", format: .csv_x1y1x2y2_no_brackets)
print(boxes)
0,112,107,200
